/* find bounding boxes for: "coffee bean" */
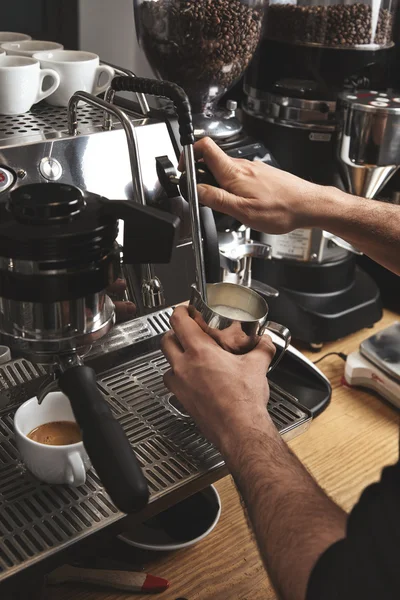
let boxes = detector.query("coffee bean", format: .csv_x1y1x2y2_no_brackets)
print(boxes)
138,0,264,113
265,3,393,48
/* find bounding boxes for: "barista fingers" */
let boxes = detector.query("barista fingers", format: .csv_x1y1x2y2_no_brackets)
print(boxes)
165,137,400,600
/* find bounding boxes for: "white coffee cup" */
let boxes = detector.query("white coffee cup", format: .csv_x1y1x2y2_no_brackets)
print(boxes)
1,40,63,57
0,49,5,62
0,32,32,43
14,392,90,486
0,56,60,115
33,50,115,107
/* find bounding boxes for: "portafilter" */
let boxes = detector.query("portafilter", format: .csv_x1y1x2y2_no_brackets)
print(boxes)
0,182,179,513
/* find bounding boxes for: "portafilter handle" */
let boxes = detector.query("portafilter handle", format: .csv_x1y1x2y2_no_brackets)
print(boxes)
57,360,149,514
110,76,207,302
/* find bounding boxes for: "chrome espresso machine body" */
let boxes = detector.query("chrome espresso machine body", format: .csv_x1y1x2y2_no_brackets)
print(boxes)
0,74,330,592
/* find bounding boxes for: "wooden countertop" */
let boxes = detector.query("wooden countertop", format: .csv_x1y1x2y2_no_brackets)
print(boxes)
50,310,399,600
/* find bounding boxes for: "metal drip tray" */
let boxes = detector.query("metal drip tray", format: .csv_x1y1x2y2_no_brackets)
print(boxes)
0,310,311,584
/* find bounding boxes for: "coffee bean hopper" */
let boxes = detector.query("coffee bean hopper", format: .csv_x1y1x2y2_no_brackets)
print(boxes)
134,0,266,140
0,72,330,595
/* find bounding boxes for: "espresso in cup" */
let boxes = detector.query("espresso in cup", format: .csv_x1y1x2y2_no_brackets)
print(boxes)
33,50,114,107
0,56,60,115
14,392,90,486
28,420,82,446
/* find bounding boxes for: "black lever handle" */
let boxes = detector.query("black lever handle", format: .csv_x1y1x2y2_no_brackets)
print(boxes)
111,77,194,147
59,366,149,514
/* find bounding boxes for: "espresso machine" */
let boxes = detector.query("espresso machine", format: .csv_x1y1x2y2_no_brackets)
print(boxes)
240,0,398,345
0,62,333,592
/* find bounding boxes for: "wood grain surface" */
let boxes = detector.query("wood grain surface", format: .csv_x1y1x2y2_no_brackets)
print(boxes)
48,310,399,600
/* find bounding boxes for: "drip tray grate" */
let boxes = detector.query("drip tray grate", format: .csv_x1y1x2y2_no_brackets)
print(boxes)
0,345,310,582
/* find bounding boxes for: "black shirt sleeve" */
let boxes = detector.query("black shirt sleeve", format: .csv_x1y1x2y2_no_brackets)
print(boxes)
307,462,400,600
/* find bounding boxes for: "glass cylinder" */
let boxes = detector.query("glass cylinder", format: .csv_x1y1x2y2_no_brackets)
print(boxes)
134,0,267,114
265,0,396,49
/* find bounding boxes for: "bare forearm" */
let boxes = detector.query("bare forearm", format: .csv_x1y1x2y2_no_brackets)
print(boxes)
222,416,347,600
307,187,400,276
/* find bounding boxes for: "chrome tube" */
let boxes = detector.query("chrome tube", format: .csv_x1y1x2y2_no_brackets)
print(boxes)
183,145,207,302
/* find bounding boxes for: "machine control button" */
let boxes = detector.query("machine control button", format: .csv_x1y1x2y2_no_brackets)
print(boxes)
39,157,62,181
0,167,14,193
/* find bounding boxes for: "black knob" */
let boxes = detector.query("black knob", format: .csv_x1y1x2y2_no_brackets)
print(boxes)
179,162,218,201
9,183,85,224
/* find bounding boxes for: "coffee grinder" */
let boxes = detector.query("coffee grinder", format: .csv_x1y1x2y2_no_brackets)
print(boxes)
241,0,397,346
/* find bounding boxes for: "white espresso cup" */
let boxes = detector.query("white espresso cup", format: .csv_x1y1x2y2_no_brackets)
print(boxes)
14,392,90,486
0,56,60,115
0,32,32,43
1,40,63,57
33,50,115,107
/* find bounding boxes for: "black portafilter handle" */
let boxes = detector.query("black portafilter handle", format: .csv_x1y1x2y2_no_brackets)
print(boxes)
59,366,149,513
111,76,194,147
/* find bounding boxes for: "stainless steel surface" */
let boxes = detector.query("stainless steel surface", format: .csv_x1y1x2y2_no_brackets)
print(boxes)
141,271,165,309
189,282,291,357
0,294,115,362
337,90,400,198
192,109,243,140
250,279,280,299
244,86,337,130
183,145,207,302
322,232,362,255
0,103,106,147
67,91,162,312
0,308,310,584
68,92,146,208
259,228,348,263
39,157,62,181
101,61,150,117
219,228,273,286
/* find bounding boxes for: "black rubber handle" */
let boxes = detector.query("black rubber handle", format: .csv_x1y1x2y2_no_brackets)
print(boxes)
59,366,149,514
111,76,194,146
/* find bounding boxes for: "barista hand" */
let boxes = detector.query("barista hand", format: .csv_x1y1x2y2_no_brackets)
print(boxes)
180,137,322,234
161,305,275,451
183,137,400,276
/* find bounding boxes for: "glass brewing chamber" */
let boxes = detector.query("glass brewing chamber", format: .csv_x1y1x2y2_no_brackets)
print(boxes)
134,0,267,115
265,0,396,49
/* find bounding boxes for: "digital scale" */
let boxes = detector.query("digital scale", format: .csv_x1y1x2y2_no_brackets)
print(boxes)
345,323,400,408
